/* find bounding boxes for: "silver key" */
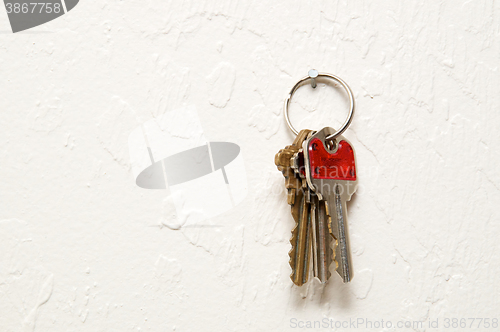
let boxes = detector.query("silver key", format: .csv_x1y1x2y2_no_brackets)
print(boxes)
291,144,334,284
304,127,358,283
310,193,333,283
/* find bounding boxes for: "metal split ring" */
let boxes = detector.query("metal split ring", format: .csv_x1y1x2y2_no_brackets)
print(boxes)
283,70,355,140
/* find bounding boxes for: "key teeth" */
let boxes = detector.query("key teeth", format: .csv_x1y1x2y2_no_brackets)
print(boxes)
288,190,308,286
288,222,299,284
285,173,302,286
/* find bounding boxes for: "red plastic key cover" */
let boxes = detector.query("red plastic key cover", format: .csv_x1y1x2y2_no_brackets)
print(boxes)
308,138,356,181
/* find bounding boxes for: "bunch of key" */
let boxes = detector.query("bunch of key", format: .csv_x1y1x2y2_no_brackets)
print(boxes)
275,127,358,286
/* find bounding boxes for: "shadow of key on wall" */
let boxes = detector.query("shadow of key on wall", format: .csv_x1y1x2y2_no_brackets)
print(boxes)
4,0,79,33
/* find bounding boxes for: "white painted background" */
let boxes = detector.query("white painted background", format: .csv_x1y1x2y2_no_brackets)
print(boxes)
1,1,499,331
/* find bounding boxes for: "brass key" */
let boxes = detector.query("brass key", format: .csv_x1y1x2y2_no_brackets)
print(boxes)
275,129,313,285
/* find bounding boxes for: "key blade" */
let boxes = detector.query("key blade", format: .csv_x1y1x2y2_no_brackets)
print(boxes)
311,195,319,278
288,190,311,286
328,185,353,283
314,196,333,283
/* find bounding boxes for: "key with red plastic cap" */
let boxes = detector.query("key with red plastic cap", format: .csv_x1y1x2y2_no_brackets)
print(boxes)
304,127,358,283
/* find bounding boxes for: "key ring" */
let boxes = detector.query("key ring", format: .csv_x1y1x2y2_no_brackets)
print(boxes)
283,70,355,140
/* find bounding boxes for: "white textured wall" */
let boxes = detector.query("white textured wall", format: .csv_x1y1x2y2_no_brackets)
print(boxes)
1,1,499,331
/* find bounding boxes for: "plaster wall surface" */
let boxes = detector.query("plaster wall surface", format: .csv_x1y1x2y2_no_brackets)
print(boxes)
0,1,499,331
